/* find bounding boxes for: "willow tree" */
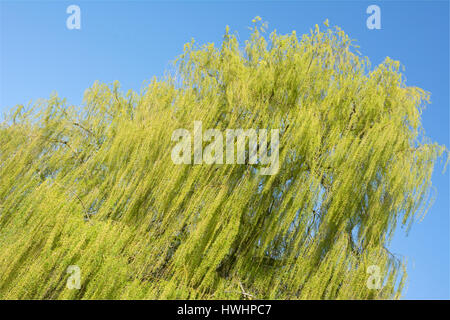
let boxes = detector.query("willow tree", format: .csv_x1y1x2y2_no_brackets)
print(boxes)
0,19,447,299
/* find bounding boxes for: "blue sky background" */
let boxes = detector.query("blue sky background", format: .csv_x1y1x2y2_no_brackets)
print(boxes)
0,0,448,299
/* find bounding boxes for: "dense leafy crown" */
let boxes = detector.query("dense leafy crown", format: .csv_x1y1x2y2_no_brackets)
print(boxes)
0,19,446,299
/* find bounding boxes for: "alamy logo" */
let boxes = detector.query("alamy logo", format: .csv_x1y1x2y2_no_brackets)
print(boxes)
171,121,279,175
66,265,81,290
366,265,383,290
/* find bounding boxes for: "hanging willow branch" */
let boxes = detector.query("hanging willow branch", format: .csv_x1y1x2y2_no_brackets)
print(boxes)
0,19,447,300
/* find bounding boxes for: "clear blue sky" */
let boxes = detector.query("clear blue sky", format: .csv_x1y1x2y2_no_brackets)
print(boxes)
0,0,448,299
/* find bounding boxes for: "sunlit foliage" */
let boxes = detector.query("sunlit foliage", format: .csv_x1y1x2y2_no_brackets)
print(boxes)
0,19,447,299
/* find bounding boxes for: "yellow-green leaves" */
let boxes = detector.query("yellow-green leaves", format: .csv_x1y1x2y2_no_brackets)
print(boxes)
0,20,446,300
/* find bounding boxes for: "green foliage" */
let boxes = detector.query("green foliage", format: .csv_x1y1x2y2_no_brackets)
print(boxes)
0,20,447,299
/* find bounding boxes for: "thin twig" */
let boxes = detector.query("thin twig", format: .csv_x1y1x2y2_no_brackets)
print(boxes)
73,122,95,136
238,281,255,299
51,180,92,224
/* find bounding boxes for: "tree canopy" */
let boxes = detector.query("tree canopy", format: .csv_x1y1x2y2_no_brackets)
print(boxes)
0,19,447,299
